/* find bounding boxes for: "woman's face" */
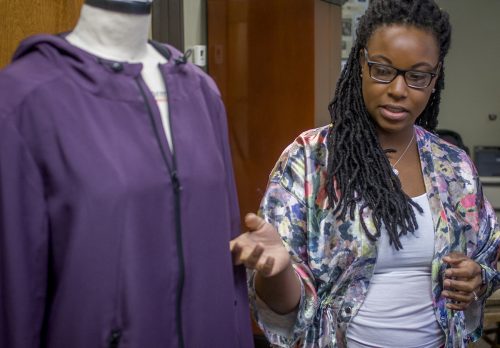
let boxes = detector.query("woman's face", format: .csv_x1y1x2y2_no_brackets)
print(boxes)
361,25,440,137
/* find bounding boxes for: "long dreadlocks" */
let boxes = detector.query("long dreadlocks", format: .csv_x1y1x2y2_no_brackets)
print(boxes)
326,0,452,249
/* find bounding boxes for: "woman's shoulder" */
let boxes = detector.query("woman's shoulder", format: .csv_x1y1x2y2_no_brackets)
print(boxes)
416,126,478,188
277,125,331,162
298,124,331,143
416,126,473,165
269,125,331,180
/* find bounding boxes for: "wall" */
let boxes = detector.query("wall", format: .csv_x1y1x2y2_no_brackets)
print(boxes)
436,0,500,152
0,0,84,69
183,0,207,52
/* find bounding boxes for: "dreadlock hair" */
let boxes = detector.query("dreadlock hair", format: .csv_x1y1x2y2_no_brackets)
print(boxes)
326,0,451,250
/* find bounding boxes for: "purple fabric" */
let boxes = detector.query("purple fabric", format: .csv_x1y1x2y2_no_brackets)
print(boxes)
0,35,253,348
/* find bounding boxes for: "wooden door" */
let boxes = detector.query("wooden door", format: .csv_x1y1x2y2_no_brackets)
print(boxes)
208,0,341,225
0,0,84,69
208,0,314,222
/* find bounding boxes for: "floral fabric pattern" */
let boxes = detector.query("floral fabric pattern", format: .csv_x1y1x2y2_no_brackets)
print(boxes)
248,125,500,348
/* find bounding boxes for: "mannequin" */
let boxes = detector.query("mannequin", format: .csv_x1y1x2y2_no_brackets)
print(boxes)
0,0,253,347
67,0,173,149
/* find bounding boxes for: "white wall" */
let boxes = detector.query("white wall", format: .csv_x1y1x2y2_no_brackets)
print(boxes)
183,0,206,52
436,0,500,153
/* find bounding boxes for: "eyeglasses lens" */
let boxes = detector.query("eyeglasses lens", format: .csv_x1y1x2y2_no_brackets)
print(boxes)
369,63,432,89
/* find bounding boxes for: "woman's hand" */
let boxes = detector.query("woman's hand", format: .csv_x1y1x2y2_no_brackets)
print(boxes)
230,213,291,277
442,252,483,311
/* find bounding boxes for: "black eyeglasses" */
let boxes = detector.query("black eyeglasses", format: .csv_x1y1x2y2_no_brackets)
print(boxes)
363,49,440,89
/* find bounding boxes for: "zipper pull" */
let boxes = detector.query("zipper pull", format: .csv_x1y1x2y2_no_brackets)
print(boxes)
108,329,122,348
171,171,183,193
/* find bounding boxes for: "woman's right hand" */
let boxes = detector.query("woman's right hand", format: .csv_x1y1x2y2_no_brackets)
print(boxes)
230,213,291,277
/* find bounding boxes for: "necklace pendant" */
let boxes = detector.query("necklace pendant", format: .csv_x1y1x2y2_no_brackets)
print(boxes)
387,130,414,178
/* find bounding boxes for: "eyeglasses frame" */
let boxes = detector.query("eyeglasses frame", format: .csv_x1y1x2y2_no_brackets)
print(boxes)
362,48,441,89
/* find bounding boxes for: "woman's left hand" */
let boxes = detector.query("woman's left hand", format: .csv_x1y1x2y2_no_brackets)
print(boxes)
442,252,483,311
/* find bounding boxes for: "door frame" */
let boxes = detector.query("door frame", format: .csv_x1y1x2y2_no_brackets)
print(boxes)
152,0,184,51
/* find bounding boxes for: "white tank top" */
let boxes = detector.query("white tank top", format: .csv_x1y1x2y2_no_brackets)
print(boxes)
346,193,445,348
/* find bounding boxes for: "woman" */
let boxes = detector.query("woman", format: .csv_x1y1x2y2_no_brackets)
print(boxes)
230,0,500,347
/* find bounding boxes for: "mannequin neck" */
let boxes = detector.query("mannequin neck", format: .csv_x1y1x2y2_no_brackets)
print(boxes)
66,4,151,62
85,0,152,15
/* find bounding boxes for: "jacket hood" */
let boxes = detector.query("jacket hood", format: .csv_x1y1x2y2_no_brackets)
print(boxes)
13,34,93,66
10,34,180,95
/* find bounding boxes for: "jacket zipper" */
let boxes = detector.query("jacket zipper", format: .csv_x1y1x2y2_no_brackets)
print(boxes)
108,329,121,348
136,77,185,348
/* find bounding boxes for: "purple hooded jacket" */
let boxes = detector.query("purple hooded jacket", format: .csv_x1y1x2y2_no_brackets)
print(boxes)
0,35,253,348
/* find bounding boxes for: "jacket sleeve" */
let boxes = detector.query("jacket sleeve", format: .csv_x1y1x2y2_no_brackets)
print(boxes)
459,158,500,337
248,140,319,347
214,97,241,241
212,93,254,347
0,114,48,348
468,175,500,297
453,153,500,296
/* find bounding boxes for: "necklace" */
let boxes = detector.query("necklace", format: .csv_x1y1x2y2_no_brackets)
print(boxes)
390,132,415,176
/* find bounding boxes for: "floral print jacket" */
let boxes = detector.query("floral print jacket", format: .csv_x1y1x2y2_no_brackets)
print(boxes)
248,125,500,348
